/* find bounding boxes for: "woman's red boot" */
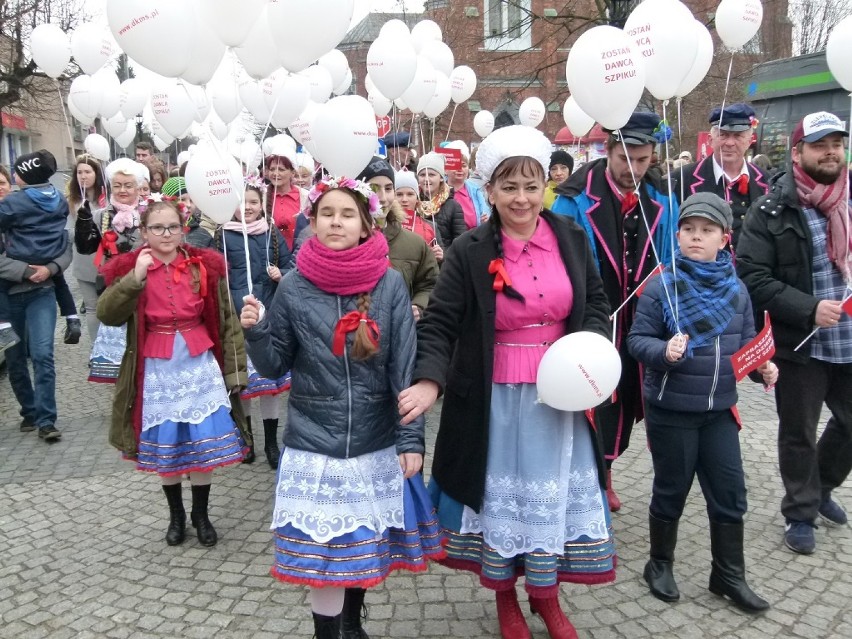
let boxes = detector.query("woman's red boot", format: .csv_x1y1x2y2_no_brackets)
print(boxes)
529,596,578,639
495,589,531,639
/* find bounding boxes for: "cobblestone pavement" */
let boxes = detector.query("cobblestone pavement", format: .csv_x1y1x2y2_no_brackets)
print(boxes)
1,302,851,638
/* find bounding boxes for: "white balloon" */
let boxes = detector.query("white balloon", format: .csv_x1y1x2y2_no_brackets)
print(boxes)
624,0,699,101
369,90,393,117
206,114,229,140
229,138,262,169
177,151,192,166
300,65,334,104
210,78,242,125
411,20,442,53
92,67,121,119
201,0,267,47
181,17,226,86
333,68,353,96
119,78,148,118
238,75,272,123
115,124,136,148
151,81,197,138
310,96,378,177
536,332,622,412
68,99,95,126
185,143,246,224
394,96,409,112
84,133,111,162
401,57,437,115
675,20,714,98
69,75,101,119
289,102,321,157
565,26,646,130
153,136,169,152
473,111,495,138
234,8,281,80
107,0,195,77
71,23,116,75
270,0,356,73
519,96,546,128
265,72,311,129
150,119,175,147
186,85,211,122
263,134,297,162
828,16,852,91
420,40,455,77
30,24,71,79
449,65,477,104
103,113,128,138
563,97,595,138
379,19,410,40
422,72,452,119
318,49,349,89
367,36,418,101
715,0,764,50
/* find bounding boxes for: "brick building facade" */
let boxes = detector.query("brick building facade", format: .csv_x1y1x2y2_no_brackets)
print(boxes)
341,0,792,156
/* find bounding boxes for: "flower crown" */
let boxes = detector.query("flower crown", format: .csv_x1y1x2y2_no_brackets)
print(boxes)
308,176,382,218
245,174,266,190
141,193,190,222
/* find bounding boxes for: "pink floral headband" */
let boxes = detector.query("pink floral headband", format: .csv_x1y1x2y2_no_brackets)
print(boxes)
308,176,381,219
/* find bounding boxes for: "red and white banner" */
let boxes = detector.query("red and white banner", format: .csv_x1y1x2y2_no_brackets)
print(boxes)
434,146,462,171
731,311,775,381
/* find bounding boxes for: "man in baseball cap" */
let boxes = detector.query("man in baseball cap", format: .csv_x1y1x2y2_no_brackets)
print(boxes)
674,103,769,249
737,110,852,555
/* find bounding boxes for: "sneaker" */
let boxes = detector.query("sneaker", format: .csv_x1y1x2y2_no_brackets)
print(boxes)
0,326,20,353
818,497,848,526
64,318,82,345
37,425,61,441
19,417,36,432
79,301,86,315
784,520,816,555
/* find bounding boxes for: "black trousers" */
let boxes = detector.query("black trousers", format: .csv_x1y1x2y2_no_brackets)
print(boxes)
597,346,643,467
775,358,852,522
52,272,76,317
646,403,748,524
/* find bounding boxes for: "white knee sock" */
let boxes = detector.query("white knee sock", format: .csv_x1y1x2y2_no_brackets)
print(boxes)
310,587,345,616
189,471,212,486
161,474,182,486
259,394,281,420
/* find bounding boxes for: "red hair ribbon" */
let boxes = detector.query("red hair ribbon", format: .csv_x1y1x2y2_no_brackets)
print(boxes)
730,174,749,196
621,191,639,215
332,311,379,357
173,257,208,297
488,258,513,293
94,230,118,266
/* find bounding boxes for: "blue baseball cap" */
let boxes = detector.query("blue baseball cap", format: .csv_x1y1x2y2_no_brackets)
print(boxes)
709,103,755,132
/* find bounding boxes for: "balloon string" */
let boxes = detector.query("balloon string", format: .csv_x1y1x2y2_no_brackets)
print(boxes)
847,93,852,283
418,117,426,157
55,80,78,169
430,119,436,152
617,133,679,334
676,97,685,203
718,53,735,133
661,99,679,327
444,103,458,142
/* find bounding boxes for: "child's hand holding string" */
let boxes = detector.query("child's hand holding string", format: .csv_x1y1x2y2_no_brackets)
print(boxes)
665,333,688,362
240,295,263,328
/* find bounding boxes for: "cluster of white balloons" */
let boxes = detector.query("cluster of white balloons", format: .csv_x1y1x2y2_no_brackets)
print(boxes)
565,0,762,132
365,19,477,121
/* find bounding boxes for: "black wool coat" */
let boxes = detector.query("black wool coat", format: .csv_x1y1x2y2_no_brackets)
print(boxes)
413,211,612,511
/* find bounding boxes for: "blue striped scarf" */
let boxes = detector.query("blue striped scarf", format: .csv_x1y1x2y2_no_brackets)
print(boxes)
661,249,739,357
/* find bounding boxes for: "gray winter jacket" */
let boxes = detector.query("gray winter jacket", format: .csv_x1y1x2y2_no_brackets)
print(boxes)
0,240,72,295
244,267,424,459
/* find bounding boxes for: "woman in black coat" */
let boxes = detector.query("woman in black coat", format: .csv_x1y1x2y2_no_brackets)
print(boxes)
399,126,615,639
416,152,467,254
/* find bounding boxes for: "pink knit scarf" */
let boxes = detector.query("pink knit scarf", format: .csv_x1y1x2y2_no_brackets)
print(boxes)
222,217,269,235
296,232,389,295
109,196,139,233
794,163,852,282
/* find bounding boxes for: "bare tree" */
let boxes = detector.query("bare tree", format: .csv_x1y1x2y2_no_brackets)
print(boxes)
790,0,852,55
0,0,88,140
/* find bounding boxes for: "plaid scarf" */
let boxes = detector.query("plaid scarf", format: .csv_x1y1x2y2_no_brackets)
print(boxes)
661,249,739,357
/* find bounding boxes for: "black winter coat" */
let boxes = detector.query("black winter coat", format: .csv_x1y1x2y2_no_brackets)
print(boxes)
736,170,822,364
413,211,612,511
431,193,467,250
244,268,424,459
215,226,293,311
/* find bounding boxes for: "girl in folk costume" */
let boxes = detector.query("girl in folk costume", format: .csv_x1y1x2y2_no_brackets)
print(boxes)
97,199,250,548
215,177,294,468
240,177,445,639
264,152,310,251
74,158,147,377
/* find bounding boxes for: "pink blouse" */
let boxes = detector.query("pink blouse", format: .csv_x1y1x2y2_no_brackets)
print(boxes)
453,185,478,229
143,254,214,359
493,219,573,383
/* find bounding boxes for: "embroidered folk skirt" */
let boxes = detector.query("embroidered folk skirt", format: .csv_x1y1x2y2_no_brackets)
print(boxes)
88,323,125,383
134,334,245,476
429,382,616,596
241,354,291,400
270,445,446,589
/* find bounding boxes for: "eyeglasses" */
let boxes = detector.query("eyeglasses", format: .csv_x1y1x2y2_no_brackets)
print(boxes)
112,182,137,192
145,224,182,236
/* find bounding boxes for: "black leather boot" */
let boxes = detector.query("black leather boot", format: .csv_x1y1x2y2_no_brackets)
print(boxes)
161,483,186,546
190,484,218,547
708,521,769,613
342,587,369,639
242,415,255,464
263,418,281,470
312,612,342,639
64,318,82,344
644,513,680,602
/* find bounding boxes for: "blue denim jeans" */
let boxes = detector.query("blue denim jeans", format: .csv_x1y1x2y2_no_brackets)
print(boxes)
6,287,58,428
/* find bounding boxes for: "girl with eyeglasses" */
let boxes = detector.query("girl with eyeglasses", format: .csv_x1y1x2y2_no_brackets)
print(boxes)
97,199,250,548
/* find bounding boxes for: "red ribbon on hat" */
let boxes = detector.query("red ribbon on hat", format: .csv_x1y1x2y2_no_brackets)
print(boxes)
173,257,208,297
621,191,639,215
729,174,749,196
488,258,513,293
332,311,379,357
94,230,118,266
